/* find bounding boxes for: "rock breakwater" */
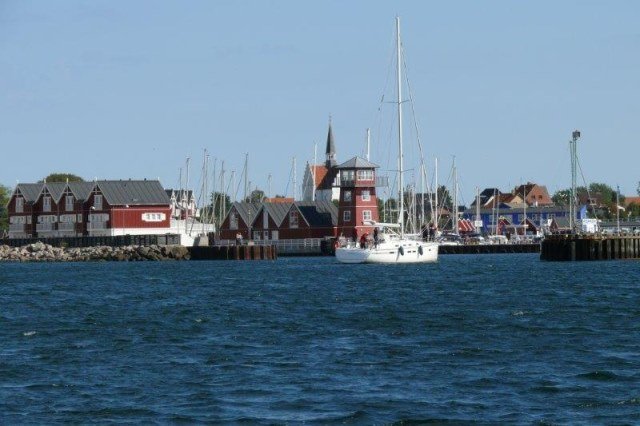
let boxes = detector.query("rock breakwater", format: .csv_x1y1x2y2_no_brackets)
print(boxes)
0,242,190,262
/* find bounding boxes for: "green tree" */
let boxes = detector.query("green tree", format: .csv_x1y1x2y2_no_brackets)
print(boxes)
41,173,84,183
436,185,452,210
552,186,587,205
382,198,398,223
552,189,570,205
0,184,10,234
588,182,617,205
627,202,640,220
246,189,265,203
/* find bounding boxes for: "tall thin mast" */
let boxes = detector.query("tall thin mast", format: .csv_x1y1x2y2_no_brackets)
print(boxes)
434,157,438,230
569,130,580,232
312,142,317,201
185,157,191,232
292,157,297,200
244,153,249,202
453,157,458,235
202,149,208,233
220,161,226,221
475,186,480,224
211,158,217,230
366,128,371,161
230,170,236,202
616,185,621,234
523,182,527,237
396,16,404,236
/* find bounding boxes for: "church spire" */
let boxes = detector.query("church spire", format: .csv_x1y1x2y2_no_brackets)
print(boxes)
325,116,336,167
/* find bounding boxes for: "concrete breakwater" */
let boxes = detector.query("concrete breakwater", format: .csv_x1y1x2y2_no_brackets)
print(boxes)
0,242,190,262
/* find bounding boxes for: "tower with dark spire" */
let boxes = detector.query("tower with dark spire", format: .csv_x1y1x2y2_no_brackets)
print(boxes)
325,117,337,168
302,117,340,202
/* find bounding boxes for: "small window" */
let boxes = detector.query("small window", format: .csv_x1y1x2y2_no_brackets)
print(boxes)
94,194,103,210
361,190,370,201
43,196,51,212
344,191,352,202
343,211,351,222
16,197,24,213
229,212,238,230
363,210,372,221
66,195,74,212
357,170,373,181
290,211,299,228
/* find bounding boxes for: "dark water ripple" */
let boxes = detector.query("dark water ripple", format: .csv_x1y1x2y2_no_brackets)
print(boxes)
2,254,640,423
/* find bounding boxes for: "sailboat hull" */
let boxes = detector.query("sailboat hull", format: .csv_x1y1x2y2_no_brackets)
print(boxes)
335,241,438,264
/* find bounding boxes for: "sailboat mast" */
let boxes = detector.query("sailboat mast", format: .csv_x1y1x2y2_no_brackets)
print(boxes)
396,16,404,236
453,158,458,235
366,128,371,161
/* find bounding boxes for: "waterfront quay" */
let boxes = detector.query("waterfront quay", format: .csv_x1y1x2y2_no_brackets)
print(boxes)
439,243,539,255
541,234,640,261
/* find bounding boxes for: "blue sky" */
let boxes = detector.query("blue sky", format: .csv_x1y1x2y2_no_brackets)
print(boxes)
1,1,639,204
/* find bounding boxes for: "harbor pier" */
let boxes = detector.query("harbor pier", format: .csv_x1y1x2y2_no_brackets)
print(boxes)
189,244,277,260
541,234,640,261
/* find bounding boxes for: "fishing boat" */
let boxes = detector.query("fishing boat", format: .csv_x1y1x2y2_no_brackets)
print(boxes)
335,17,439,264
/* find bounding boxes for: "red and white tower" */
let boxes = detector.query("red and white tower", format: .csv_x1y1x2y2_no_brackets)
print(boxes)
336,157,384,241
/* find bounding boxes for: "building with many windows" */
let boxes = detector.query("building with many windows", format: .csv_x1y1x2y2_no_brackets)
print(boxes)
6,180,172,238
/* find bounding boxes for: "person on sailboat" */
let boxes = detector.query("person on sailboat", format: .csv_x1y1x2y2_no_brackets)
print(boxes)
373,227,379,248
360,233,368,249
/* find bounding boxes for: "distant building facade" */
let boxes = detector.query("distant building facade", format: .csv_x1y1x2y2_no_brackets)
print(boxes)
7,180,172,238
218,200,338,241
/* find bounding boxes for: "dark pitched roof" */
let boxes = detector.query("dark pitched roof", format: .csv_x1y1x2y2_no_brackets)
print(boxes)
480,188,501,198
67,182,95,200
295,200,338,227
552,216,571,229
231,201,261,226
45,182,67,201
336,156,379,169
262,202,293,226
95,180,170,206
165,189,194,200
15,183,44,202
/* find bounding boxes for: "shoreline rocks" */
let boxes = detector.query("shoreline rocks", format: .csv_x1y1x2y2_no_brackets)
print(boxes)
0,243,190,262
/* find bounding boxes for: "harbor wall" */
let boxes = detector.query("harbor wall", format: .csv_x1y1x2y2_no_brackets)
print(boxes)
541,234,640,261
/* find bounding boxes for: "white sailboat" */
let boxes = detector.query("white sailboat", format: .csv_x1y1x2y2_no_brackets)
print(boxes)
335,17,439,264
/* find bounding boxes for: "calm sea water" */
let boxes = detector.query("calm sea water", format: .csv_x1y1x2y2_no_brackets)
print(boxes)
1,254,639,424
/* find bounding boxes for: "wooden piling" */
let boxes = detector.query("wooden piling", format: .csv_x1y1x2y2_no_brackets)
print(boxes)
541,234,640,261
188,245,276,261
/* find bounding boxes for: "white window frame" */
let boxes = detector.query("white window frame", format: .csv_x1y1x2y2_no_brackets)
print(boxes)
357,170,373,181
66,195,74,212
289,211,299,228
361,190,370,201
142,213,166,222
15,197,24,213
43,196,51,213
94,194,103,210
229,212,238,230
363,210,372,221
343,210,351,222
